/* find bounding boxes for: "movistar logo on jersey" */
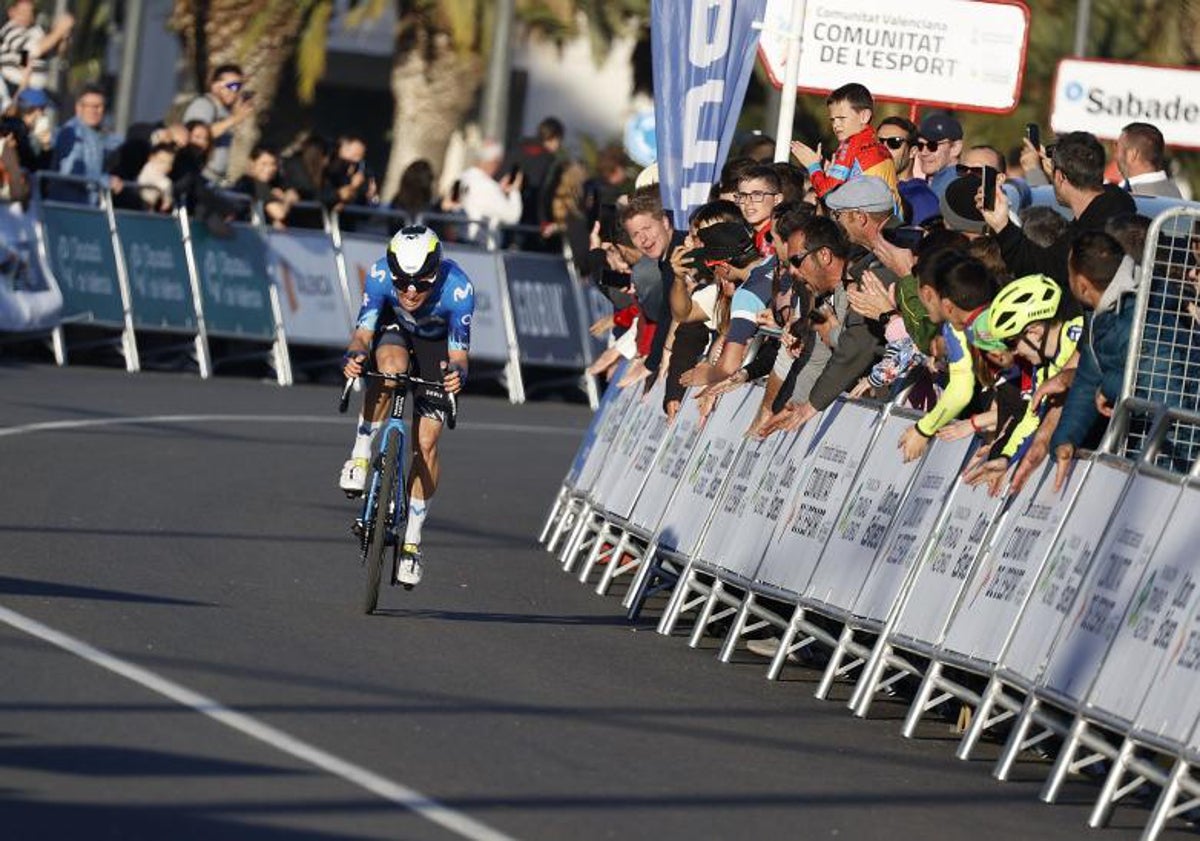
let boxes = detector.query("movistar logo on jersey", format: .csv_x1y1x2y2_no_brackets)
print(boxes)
370,264,387,282
454,283,472,302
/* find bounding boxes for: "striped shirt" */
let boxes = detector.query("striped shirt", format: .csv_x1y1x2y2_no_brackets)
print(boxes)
0,21,46,88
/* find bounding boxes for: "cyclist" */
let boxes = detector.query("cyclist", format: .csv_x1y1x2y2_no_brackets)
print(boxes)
339,225,473,587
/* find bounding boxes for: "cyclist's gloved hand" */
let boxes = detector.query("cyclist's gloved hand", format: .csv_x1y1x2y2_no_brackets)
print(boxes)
441,361,466,394
343,350,368,379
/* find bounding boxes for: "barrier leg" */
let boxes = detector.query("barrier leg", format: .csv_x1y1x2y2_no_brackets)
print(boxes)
539,487,566,544
688,581,725,649
595,531,632,596
1089,739,1138,829
1041,717,1090,803
1141,760,1188,841
577,522,613,583
994,696,1043,782
901,661,945,739
558,504,593,570
623,539,659,612
51,326,66,366
718,594,755,663
816,625,857,699
849,636,892,718
658,561,697,636
546,498,578,554
957,677,1013,761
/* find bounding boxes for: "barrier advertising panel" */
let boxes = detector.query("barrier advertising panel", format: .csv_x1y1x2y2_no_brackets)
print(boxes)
114,212,196,331
940,459,1086,667
0,202,62,332
576,381,640,495
627,393,706,534
191,223,275,340
1000,459,1131,684
1089,483,1200,726
891,471,1007,647
1040,472,1181,704
806,410,926,613
598,378,672,521
566,361,629,488
852,435,971,624
758,0,1031,113
266,229,350,346
40,204,124,324
504,252,588,368
582,282,613,359
655,388,755,555
756,401,879,596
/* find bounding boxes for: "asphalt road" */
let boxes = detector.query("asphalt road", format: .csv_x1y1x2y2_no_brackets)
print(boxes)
0,362,1193,841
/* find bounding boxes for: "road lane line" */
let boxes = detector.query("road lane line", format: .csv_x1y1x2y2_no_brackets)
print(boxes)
0,604,521,841
0,414,581,438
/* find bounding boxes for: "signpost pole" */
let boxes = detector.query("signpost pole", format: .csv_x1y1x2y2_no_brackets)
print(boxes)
771,0,807,163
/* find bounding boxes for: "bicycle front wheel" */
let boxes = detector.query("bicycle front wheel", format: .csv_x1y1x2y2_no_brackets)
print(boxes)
363,430,400,614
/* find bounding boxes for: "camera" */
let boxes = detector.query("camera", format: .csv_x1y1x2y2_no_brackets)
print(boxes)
980,165,998,212
682,247,715,284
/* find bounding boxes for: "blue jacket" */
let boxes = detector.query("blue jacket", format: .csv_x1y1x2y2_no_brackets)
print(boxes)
1052,258,1137,450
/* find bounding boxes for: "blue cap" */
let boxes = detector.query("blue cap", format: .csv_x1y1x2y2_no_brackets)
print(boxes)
16,88,50,109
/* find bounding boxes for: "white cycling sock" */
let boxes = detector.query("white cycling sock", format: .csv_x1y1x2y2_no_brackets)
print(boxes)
350,418,380,460
404,496,429,547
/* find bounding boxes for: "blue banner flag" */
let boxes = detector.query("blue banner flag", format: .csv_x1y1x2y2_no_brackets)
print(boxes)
651,0,768,225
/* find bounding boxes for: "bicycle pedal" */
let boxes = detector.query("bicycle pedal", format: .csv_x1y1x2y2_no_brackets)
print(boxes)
351,519,365,539
344,490,363,500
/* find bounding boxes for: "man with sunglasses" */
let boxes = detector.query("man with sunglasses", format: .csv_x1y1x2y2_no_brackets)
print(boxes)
182,63,255,186
915,113,964,202
878,116,938,225
338,225,474,588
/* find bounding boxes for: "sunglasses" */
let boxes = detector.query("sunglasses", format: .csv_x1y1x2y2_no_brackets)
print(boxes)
879,136,908,150
223,80,244,92
397,275,437,293
788,248,820,269
915,139,944,152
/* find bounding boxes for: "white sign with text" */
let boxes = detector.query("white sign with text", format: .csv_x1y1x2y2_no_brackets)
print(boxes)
1051,59,1200,148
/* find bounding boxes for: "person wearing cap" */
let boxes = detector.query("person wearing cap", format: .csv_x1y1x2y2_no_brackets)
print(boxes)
3,84,51,172
915,113,964,202
677,217,774,388
877,116,939,225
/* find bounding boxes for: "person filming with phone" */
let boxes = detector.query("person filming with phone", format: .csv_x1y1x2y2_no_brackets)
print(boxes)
458,139,523,245
181,63,256,187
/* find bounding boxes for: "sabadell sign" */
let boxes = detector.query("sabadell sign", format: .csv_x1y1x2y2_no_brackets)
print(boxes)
1051,58,1200,149
758,0,1030,113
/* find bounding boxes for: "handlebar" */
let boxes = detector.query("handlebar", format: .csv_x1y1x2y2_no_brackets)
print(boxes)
338,370,458,430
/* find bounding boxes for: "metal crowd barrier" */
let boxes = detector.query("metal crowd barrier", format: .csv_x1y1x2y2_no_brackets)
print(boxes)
4,177,603,406
540,373,1200,841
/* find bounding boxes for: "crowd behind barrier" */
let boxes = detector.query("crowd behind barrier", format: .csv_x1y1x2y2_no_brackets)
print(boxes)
538,178,1200,839
0,172,603,405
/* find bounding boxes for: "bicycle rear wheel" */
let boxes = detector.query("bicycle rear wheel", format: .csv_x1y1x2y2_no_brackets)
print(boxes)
363,430,400,614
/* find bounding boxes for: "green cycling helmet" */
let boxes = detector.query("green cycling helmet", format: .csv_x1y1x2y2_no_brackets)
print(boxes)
985,274,1062,341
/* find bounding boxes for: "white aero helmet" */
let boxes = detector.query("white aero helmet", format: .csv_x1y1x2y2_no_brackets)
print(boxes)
387,225,442,288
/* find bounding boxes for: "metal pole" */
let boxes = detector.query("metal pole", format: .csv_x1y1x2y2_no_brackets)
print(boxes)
772,0,806,162
113,0,146,135
1073,0,1091,57
480,0,515,144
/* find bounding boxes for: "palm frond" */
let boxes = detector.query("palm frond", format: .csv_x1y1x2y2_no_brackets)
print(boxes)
296,1,334,103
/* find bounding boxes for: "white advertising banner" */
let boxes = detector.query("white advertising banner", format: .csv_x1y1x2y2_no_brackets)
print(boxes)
576,382,640,495
1090,485,1200,728
1040,472,1181,706
628,394,705,534
851,434,970,625
1000,459,1131,685
891,469,1007,648
755,401,880,597
940,459,1086,668
1051,58,1200,148
602,378,673,521
267,229,352,346
654,388,755,556
806,411,925,614
758,0,1030,112
587,383,656,506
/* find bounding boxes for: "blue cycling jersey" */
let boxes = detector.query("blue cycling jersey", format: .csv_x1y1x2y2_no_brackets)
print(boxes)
355,256,475,352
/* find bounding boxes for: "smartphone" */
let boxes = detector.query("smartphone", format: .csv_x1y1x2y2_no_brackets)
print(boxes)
1025,122,1040,151
981,165,998,212
449,180,462,202
240,90,256,102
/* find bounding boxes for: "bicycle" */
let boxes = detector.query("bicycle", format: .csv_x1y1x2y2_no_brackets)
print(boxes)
338,367,457,614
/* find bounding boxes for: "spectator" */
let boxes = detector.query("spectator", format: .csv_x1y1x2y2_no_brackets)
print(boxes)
772,161,809,205
459,139,522,241
507,115,564,229
739,132,776,163
232,146,294,228
791,82,898,206
0,0,72,103
1115,122,1182,198
979,131,1136,296
0,115,27,201
1019,205,1070,249
734,163,784,255
545,161,591,273
916,113,964,201
959,144,1029,215
581,144,628,226
181,63,255,186
877,116,938,225
1103,213,1151,264
825,176,903,291
939,172,990,237
326,134,378,210
169,120,212,210
50,84,123,202
1050,231,1135,487
2,85,51,172
281,133,332,205
711,155,757,203
391,158,445,219
136,142,175,212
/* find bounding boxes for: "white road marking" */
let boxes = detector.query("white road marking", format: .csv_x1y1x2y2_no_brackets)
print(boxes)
0,604,520,841
0,414,582,438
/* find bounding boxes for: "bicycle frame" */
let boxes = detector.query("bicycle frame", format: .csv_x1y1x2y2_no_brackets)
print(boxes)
359,381,411,552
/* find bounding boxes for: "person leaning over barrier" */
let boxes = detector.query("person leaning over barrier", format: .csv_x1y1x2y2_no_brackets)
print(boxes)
1046,232,1135,491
